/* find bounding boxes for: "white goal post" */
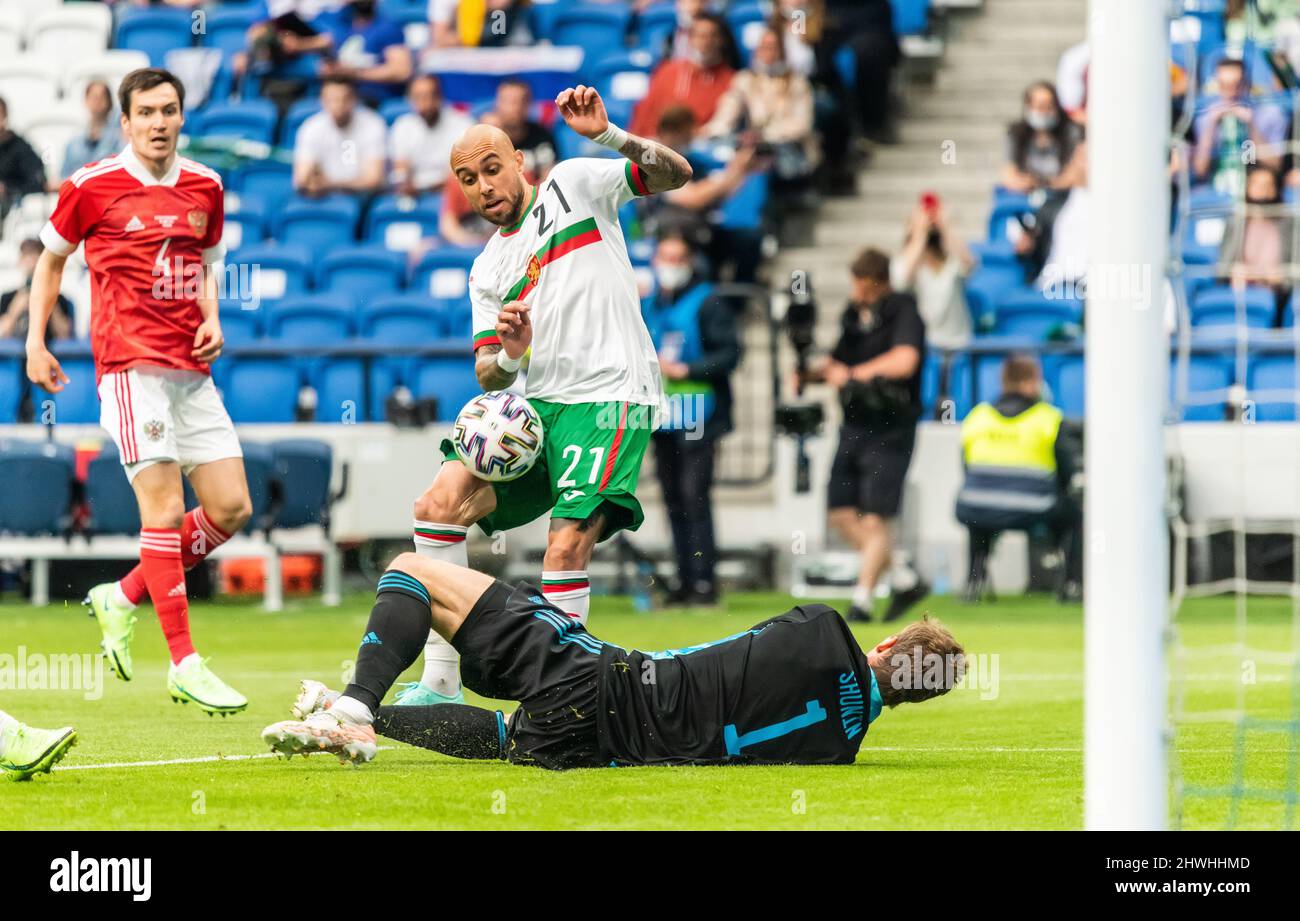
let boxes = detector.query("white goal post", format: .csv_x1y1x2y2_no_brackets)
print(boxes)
1084,0,1171,830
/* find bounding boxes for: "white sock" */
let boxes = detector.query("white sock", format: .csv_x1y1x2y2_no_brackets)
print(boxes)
176,652,200,670
0,710,15,757
542,570,590,626
851,583,874,611
890,553,919,592
412,519,467,695
112,581,137,611
329,695,374,726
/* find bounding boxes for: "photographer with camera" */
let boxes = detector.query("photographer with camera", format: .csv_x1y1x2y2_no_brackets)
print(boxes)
801,248,929,623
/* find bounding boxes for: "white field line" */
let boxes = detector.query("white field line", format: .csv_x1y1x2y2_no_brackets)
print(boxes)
54,746,397,772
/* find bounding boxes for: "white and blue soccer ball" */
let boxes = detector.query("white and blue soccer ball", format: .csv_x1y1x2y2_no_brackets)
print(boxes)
452,391,545,482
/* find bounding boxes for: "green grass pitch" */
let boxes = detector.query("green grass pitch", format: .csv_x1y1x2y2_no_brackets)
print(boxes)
1,590,1293,830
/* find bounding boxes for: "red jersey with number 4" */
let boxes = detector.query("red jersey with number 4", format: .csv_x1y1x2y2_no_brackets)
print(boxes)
40,146,226,381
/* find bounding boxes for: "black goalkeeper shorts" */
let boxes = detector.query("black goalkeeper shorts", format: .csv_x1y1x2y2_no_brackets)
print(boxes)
451,579,605,770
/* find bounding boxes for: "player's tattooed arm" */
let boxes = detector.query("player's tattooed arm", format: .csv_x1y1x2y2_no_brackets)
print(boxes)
475,343,518,391
617,133,694,194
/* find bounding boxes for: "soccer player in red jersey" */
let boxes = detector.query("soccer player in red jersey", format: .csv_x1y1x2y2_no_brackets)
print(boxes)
24,69,249,716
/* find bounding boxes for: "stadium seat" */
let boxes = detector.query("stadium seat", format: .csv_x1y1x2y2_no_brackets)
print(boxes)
1247,355,1297,421
219,299,264,343
889,0,931,37
986,192,1033,243
280,98,322,147
586,50,655,106
60,51,151,100
994,289,1082,338
921,350,973,420
551,4,631,50
0,357,22,423
364,194,443,252
1171,354,1233,422
229,244,314,303
361,301,450,342
0,441,74,536
271,439,334,529
27,4,113,62
239,441,278,533
114,7,194,67
232,159,294,214
1052,354,1085,419
276,196,361,249
84,444,141,535
412,247,477,300
193,100,278,145
0,57,61,131
312,358,367,422
367,359,404,422
554,122,619,162
46,355,99,425
1190,285,1275,329
318,246,407,301
201,5,261,56
718,172,770,231
223,207,267,255
267,294,356,343
378,97,414,124
633,3,676,53
727,3,770,63
225,361,301,424
412,355,483,421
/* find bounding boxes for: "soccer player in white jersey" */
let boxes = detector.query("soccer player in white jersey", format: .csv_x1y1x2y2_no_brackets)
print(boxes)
396,85,694,706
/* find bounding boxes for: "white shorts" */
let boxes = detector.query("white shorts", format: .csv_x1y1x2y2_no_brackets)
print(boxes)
98,366,243,482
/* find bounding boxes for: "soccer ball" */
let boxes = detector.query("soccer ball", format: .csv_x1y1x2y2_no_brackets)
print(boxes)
451,392,545,482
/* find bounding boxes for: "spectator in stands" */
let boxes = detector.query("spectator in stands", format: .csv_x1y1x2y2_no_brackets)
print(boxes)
702,26,818,183
390,74,472,196
891,195,973,350
235,0,351,96
631,13,736,139
661,0,712,60
1228,165,1292,303
816,0,900,145
802,247,929,624
956,354,1081,603
0,97,46,221
1000,81,1084,193
482,79,557,180
293,76,387,197
642,233,741,606
60,81,122,182
1193,58,1287,195
428,0,534,48
1225,0,1300,73
0,239,73,343
318,0,413,105
1020,143,1088,295
639,106,768,276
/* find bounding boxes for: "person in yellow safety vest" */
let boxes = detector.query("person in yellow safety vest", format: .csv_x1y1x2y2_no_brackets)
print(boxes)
955,354,1081,602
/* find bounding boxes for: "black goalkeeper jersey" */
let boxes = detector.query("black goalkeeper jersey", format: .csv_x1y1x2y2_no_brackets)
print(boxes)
596,603,880,766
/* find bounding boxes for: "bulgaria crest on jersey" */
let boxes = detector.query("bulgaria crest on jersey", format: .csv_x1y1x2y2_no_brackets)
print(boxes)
187,210,208,234
525,254,542,287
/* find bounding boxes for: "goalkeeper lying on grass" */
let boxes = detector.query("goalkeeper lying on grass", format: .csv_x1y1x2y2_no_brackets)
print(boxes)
262,555,966,769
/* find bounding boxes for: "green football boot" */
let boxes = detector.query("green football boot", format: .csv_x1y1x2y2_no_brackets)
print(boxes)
393,681,465,706
1,722,77,781
168,657,248,716
83,582,137,681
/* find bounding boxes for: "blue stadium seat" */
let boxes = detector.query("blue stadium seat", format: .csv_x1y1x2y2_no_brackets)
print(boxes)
553,123,618,162
552,4,631,50
115,7,194,67
267,294,357,343
921,351,972,420
365,194,443,251
240,441,278,533
312,359,368,422
1171,354,1233,422
378,97,413,124
367,360,403,421
232,160,294,214
412,356,483,421
0,357,23,423
634,2,677,53
219,300,264,343
224,208,266,254
276,196,361,249
361,300,450,342
973,353,1006,405
1052,354,1085,419
1190,285,1275,328
319,246,407,300
193,100,278,145
412,247,477,300
995,289,1082,338
1247,355,1297,421
727,3,770,63
84,444,141,535
587,50,655,103
230,244,314,303
719,172,769,231
202,5,261,56
890,0,931,36
271,439,334,529
47,356,99,425
986,192,1033,242
224,360,301,423
280,98,322,147
0,441,74,535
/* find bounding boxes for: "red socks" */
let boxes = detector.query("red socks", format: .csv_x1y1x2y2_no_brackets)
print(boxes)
138,529,194,664
120,508,232,605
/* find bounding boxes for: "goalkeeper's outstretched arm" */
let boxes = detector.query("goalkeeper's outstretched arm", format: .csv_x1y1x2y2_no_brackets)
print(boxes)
555,85,693,194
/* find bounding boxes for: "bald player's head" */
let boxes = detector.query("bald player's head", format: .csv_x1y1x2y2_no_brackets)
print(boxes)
450,124,530,228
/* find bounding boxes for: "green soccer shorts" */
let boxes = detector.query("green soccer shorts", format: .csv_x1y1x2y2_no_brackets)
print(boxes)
440,398,655,541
